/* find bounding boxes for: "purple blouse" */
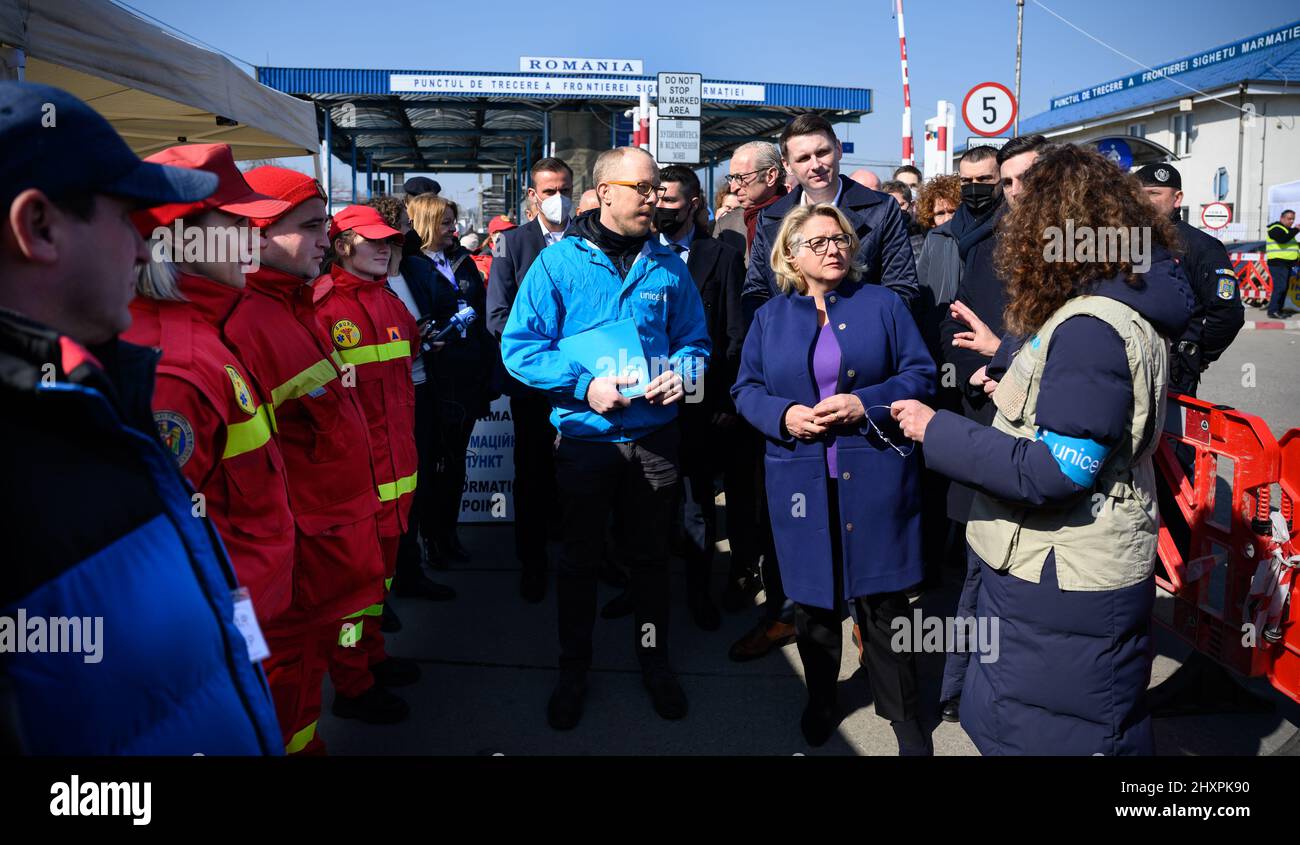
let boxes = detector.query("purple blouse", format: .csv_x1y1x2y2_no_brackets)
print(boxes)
812,319,842,477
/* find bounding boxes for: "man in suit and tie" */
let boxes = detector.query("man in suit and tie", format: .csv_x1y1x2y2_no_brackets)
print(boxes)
653,164,746,629
487,157,575,603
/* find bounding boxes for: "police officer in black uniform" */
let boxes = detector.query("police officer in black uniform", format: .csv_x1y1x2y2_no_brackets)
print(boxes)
1135,163,1245,395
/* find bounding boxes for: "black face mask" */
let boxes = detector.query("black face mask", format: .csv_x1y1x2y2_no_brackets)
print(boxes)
961,182,997,215
654,206,687,237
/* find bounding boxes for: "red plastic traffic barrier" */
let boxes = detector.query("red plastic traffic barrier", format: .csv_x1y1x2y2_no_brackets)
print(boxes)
1153,393,1300,700
1229,251,1271,307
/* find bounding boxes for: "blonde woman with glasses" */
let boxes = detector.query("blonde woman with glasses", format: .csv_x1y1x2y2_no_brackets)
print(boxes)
732,203,936,753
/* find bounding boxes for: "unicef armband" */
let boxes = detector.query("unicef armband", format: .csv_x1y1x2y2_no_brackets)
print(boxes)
1037,430,1111,488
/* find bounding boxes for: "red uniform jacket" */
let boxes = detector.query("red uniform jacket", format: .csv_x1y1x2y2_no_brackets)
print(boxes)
123,273,295,624
224,265,384,623
313,265,419,542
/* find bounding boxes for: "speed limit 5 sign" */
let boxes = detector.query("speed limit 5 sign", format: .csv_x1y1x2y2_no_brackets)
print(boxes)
963,82,1017,138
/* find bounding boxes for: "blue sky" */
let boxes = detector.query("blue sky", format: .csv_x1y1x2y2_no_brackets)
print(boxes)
119,0,1292,210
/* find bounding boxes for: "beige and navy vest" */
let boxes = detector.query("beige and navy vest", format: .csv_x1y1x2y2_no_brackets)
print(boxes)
965,295,1169,591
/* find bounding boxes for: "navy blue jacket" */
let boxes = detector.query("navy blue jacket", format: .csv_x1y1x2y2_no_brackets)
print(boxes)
925,250,1194,511
742,176,921,324
0,309,282,755
923,255,1192,756
400,245,499,421
732,281,935,608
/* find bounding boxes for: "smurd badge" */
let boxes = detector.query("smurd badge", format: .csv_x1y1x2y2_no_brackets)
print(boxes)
386,326,401,342
333,319,361,349
225,365,256,415
155,411,195,467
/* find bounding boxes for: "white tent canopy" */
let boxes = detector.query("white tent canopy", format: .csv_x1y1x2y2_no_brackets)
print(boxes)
1268,180,1300,225
0,0,319,160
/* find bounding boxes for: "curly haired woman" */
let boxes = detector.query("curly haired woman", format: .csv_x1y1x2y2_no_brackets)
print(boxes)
891,144,1194,755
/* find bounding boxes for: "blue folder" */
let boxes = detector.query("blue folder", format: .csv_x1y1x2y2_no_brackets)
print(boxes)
558,317,649,398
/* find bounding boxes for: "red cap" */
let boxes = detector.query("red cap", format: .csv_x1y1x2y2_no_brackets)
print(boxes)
244,166,326,227
487,214,517,235
329,204,404,243
132,144,290,233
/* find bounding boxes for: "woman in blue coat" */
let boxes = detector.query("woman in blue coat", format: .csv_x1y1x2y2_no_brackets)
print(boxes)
892,144,1194,755
732,203,936,753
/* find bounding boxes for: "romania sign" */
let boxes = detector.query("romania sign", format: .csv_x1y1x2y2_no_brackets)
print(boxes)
520,56,643,75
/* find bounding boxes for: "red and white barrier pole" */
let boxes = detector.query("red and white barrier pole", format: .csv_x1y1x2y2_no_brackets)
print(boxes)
896,0,914,166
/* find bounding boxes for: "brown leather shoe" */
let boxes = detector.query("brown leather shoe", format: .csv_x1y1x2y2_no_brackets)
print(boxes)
728,619,796,662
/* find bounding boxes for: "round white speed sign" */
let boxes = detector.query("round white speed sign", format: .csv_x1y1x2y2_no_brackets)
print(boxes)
962,82,1017,138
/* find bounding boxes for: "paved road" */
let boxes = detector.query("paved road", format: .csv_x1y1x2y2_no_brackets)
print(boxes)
324,319,1299,756
1196,309,1299,437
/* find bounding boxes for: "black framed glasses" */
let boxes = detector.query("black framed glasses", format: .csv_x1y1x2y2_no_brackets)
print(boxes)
799,234,853,256
724,169,767,186
604,181,668,201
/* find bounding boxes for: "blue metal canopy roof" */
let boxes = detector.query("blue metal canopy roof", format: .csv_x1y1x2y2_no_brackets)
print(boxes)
1018,18,1300,136
257,66,872,112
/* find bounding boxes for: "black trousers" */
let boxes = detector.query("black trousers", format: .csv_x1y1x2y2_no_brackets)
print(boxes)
554,425,680,671
396,380,439,584
511,390,558,574
434,413,475,545
721,420,764,581
756,452,791,623
793,479,919,723
1268,259,1295,314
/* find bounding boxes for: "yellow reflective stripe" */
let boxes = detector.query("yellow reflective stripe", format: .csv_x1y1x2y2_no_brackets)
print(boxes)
384,577,393,592
271,359,337,408
222,404,274,459
376,471,418,502
285,720,317,754
338,619,363,646
361,603,382,617
332,340,411,368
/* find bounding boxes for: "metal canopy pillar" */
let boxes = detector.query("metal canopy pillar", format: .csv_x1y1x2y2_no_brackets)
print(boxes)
350,142,357,203
542,109,550,158
365,152,373,199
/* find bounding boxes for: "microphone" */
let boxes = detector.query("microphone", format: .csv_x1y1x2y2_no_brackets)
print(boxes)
422,305,477,351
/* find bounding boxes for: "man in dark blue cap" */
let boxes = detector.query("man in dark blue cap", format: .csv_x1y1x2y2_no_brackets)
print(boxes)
0,82,284,755
1135,162,1244,395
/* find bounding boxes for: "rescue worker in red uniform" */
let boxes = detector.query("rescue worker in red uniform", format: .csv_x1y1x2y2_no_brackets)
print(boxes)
226,168,414,753
123,143,295,631
313,205,421,705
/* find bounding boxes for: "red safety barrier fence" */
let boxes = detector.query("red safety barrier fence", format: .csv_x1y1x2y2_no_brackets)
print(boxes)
1155,392,1300,702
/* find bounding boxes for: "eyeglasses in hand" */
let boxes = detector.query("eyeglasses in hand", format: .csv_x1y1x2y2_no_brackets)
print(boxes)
865,405,915,457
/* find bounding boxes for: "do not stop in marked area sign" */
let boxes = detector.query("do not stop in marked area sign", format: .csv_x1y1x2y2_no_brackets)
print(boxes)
657,118,700,164
963,82,1017,137
656,72,702,118
1201,202,1232,230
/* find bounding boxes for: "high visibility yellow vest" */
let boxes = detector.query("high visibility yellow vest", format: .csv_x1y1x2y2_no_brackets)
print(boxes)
1266,223,1299,262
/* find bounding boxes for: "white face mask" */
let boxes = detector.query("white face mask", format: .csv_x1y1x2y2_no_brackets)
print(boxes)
539,193,572,226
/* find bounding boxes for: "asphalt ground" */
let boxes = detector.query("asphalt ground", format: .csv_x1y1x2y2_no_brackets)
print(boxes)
323,318,1299,756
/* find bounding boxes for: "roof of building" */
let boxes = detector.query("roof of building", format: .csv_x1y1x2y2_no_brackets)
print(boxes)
1018,18,1300,136
256,66,872,174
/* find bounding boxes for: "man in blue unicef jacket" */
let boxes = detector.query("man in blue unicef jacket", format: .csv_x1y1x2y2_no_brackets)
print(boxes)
502,147,711,731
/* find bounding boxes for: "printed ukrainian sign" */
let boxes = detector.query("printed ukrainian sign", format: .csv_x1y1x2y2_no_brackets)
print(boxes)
1049,19,1300,110
461,395,515,524
391,74,765,103
520,56,643,75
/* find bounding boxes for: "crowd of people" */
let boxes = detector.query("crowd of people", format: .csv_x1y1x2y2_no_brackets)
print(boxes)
1,79,1248,756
